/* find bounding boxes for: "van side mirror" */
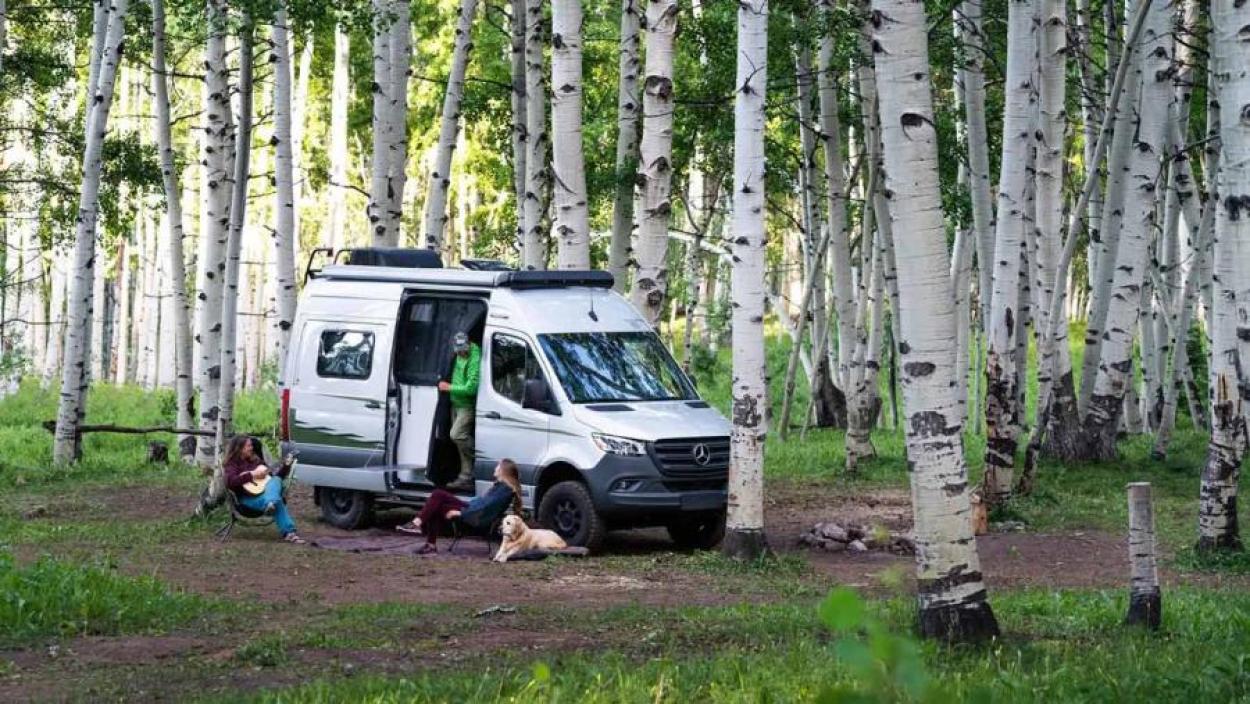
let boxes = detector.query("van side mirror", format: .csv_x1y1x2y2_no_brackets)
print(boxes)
522,378,560,415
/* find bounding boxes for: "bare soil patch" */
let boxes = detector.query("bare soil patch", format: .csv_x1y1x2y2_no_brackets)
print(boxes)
3,479,1244,701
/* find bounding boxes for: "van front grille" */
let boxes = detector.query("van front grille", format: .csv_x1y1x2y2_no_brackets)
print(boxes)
649,437,730,477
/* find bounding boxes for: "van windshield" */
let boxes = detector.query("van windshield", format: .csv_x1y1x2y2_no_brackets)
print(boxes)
538,332,697,404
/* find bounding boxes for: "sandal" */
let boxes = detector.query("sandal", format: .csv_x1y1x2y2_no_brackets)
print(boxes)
396,521,423,535
415,543,438,555
283,532,306,544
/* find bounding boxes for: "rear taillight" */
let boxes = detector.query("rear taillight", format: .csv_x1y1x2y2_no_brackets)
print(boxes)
280,388,291,442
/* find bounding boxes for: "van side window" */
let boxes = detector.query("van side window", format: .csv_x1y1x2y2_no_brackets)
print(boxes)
317,331,375,379
491,334,542,405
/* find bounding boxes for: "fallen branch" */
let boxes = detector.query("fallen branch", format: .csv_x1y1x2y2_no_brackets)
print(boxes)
41,421,217,437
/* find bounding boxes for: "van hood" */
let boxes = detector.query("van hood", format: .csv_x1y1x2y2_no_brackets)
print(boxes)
570,400,732,442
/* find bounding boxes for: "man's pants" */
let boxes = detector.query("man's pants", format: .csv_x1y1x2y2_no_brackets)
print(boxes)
450,406,476,480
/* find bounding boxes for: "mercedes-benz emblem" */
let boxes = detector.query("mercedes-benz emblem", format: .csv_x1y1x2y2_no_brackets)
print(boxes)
691,443,711,466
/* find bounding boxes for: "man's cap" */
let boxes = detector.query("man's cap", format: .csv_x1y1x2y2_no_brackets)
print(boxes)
452,332,470,351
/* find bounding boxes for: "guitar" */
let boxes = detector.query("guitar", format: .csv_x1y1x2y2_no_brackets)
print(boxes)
241,454,296,496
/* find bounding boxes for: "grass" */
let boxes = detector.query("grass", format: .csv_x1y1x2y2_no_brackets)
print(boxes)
231,588,1250,703
0,551,210,646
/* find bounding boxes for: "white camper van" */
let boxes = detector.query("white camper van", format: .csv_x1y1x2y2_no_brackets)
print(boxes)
280,249,731,551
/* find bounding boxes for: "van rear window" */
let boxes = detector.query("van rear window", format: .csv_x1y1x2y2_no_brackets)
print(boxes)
317,331,375,379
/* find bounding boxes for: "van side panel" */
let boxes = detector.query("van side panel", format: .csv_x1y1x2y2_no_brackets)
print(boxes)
289,319,392,468
285,288,400,482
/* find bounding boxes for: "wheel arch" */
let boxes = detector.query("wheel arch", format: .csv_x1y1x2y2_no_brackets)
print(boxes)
534,461,584,508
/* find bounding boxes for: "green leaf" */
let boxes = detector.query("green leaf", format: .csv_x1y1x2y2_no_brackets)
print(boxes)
834,639,876,676
819,587,866,633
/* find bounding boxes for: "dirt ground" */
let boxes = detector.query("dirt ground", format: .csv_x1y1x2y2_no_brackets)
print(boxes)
2,480,1241,702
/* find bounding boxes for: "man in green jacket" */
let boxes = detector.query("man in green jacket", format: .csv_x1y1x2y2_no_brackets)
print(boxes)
440,332,481,491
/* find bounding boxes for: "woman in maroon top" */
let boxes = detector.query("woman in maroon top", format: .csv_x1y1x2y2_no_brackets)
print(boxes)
223,436,304,543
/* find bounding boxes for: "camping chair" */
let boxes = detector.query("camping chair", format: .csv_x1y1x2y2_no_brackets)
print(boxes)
447,505,509,559
215,462,297,541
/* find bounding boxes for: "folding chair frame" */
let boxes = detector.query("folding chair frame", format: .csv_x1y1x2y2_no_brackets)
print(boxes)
447,515,505,559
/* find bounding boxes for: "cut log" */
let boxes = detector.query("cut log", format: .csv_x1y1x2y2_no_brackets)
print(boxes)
1125,482,1161,629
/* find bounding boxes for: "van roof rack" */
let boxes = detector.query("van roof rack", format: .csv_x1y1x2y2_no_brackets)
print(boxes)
460,259,514,271
316,265,615,290
496,270,614,289
335,247,444,269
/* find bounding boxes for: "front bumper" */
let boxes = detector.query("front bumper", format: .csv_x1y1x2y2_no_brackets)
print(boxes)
583,453,727,524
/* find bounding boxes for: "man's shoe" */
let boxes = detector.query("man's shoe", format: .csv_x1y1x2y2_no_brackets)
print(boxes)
446,477,474,493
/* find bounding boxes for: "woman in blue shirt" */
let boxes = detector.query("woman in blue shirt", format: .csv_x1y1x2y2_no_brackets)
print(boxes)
397,458,522,554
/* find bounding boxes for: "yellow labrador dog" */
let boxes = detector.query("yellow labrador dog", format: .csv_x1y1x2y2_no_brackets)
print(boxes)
495,515,568,562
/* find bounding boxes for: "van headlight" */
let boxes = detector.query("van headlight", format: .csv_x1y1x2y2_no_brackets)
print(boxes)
592,433,646,456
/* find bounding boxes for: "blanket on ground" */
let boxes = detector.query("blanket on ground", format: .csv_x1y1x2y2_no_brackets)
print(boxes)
309,532,490,557
504,547,591,561
308,532,590,561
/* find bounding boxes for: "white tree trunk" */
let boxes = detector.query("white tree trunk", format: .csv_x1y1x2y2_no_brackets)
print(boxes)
89,238,106,382
44,251,67,386
1197,0,1246,551
1032,0,1080,457
521,0,548,269
630,0,678,325
272,7,299,382
112,241,130,385
387,0,411,235
217,23,254,461
52,0,130,464
982,0,1036,503
140,212,160,389
369,0,396,246
510,0,527,260
608,0,641,289
328,24,350,250
846,14,884,466
1154,157,1213,457
1079,54,1144,415
551,0,591,269
152,0,196,457
0,0,6,76
423,0,479,251
872,0,999,641
291,35,313,253
956,0,995,328
1080,0,1173,459
723,0,768,561
817,2,852,397
196,0,234,467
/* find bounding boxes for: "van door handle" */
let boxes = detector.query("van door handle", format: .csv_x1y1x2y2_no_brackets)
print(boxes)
482,411,501,420
365,400,382,409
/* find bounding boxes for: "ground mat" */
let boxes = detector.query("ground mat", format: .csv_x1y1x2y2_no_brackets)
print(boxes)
309,531,492,558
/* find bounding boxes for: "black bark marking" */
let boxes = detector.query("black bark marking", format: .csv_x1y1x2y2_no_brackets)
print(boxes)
904,361,936,377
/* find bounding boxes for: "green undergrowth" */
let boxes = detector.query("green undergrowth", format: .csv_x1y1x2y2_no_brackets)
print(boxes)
232,587,1250,703
0,551,211,646
0,380,275,485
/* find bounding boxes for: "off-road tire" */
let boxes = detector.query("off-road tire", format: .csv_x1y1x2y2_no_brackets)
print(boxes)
537,480,606,552
667,512,726,550
318,488,374,529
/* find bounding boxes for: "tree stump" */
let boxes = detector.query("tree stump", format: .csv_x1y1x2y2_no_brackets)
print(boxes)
147,442,169,464
1125,482,1161,629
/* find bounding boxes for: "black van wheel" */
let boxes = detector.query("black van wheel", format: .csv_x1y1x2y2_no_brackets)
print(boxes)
667,512,726,550
319,488,374,529
537,481,605,552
